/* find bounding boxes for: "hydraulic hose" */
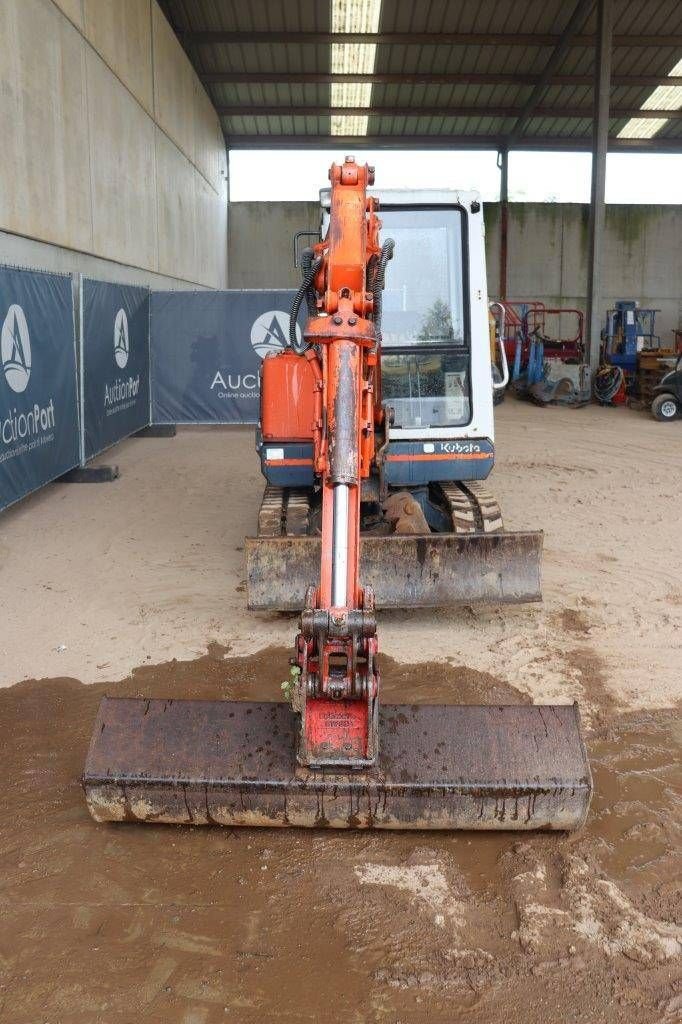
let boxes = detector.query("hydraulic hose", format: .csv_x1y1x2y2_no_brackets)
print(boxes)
370,238,395,345
299,247,322,320
594,364,624,404
290,238,394,351
289,248,323,352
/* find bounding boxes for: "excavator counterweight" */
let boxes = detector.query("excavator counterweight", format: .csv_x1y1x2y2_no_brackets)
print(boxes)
84,159,592,831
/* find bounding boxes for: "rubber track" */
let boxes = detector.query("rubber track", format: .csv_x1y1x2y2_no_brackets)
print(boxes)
439,482,478,534
257,484,503,537
257,487,311,537
285,489,311,536
440,482,505,535
460,481,505,534
257,486,285,537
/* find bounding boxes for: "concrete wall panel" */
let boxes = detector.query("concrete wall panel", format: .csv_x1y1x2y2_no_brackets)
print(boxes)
604,207,682,298
505,205,565,301
0,229,211,290
83,0,153,113
155,129,196,283
87,49,157,272
228,201,682,338
227,202,319,288
505,205,682,341
0,0,92,252
482,204,500,298
0,0,227,289
151,2,196,166
194,171,227,290
52,0,83,28
553,210,587,298
193,77,226,195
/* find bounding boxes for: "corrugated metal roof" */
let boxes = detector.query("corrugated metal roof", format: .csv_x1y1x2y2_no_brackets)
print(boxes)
158,0,682,149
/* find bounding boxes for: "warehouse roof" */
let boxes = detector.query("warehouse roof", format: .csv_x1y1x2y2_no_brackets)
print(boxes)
159,0,682,152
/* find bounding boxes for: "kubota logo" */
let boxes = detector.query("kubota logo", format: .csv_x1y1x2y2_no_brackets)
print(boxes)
1,304,32,393
250,310,300,359
113,308,129,369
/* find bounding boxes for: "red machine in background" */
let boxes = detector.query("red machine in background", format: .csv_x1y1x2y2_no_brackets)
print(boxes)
499,300,584,368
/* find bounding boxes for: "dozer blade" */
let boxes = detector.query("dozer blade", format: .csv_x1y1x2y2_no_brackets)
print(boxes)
83,698,591,831
246,531,543,610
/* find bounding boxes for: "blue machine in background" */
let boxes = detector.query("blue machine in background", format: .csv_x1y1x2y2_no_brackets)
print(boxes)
603,300,660,372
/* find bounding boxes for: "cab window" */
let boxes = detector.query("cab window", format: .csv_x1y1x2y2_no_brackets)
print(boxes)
378,207,470,428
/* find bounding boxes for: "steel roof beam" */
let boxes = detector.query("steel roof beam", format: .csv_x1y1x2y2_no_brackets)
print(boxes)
202,72,682,87
216,105,681,120
178,30,682,48
506,0,597,146
223,134,682,152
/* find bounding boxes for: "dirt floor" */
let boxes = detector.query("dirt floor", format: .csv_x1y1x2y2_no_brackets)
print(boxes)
0,400,680,1023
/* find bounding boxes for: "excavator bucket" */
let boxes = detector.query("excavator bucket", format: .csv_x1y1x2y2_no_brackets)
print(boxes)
83,697,591,830
246,530,543,610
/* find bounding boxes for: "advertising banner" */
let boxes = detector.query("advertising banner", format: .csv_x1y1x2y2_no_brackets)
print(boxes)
150,290,299,424
0,266,79,512
82,279,150,460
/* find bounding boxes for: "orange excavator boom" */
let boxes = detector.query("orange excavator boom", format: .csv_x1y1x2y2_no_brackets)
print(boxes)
292,157,384,769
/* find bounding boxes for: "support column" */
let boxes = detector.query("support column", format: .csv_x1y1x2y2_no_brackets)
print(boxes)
224,145,230,288
498,147,509,300
585,0,613,374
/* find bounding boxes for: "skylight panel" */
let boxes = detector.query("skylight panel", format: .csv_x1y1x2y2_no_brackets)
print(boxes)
617,56,682,139
330,0,382,135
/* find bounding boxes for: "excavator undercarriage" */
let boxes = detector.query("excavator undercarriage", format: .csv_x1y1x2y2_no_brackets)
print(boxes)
247,481,543,610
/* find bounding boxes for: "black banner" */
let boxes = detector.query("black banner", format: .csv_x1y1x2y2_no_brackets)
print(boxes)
150,290,299,424
0,266,79,512
82,279,150,460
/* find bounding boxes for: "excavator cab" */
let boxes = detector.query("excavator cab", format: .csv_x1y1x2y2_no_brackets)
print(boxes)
344,196,488,438
247,188,541,610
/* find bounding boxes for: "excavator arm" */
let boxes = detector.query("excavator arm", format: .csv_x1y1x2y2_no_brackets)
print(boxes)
292,157,383,768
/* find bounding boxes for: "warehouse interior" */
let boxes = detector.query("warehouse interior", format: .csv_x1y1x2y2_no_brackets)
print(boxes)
0,2,681,1023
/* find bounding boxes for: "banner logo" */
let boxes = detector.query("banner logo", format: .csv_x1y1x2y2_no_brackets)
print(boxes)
250,310,300,359
113,308,129,369
1,304,32,393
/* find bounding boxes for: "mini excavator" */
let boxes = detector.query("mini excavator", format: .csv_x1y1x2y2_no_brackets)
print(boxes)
83,159,592,831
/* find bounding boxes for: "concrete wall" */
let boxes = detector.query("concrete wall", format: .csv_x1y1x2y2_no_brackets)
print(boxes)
484,203,682,345
228,201,682,341
0,0,228,289
227,202,320,290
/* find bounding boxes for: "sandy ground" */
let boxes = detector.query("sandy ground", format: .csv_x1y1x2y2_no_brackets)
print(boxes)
0,399,680,1023
1,400,681,713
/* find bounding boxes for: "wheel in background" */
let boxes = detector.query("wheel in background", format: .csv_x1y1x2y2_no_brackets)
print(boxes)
651,393,680,421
